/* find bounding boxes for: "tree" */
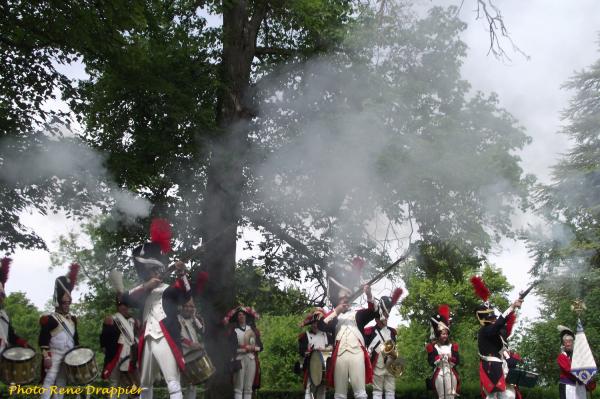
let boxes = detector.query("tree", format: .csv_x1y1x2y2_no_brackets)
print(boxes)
398,243,513,386
522,40,600,384
0,0,149,252
4,1,532,396
4,292,40,349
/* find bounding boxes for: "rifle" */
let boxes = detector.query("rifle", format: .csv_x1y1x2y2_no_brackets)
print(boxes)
519,280,540,300
345,252,411,304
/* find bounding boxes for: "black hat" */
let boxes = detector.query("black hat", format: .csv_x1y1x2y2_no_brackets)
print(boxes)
132,242,168,281
471,276,496,325
558,325,575,343
327,257,365,307
300,308,326,327
133,218,173,281
53,263,79,306
376,288,403,319
430,304,451,338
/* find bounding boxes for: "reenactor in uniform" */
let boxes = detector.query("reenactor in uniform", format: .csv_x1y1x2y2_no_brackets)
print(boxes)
426,304,460,399
298,308,333,399
557,325,597,399
39,263,80,399
119,219,192,399
100,296,139,397
179,297,205,399
471,276,523,399
364,290,402,399
0,258,29,354
317,257,379,399
224,306,263,399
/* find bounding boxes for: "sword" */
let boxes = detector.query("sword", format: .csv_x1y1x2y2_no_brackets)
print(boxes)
345,252,411,304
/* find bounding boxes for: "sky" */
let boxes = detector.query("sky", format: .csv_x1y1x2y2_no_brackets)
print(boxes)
6,0,600,324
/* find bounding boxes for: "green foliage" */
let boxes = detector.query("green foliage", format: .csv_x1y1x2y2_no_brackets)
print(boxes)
236,260,311,316
523,41,600,385
0,0,147,252
4,292,40,349
398,241,512,387
256,314,304,391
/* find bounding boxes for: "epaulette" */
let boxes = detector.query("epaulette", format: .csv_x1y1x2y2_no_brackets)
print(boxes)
104,316,114,325
425,343,434,353
452,342,459,351
364,326,375,336
39,315,50,326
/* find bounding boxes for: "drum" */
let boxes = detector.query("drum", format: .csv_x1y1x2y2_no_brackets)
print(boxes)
506,368,539,388
0,347,37,385
118,356,140,387
308,350,331,388
182,349,215,385
63,347,98,385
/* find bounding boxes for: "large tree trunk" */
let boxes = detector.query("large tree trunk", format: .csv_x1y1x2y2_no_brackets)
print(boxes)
201,1,265,397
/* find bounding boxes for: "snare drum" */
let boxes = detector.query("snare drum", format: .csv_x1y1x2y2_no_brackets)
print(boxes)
118,356,140,387
308,350,331,388
0,347,37,385
182,349,215,385
64,347,98,385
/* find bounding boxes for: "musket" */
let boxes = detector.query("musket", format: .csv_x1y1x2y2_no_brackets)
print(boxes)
518,280,540,300
345,252,411,304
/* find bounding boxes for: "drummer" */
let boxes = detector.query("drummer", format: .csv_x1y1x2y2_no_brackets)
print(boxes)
179,297,205,399
39,263,80,399
298,308,333,399
100,295,139,397
0,257,30,353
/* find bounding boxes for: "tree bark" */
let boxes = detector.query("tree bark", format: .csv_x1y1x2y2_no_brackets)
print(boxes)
201,1,266,398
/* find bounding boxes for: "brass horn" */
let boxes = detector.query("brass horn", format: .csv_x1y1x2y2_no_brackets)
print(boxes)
382,340,405,377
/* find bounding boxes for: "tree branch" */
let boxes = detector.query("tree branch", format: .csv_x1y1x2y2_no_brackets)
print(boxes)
254,46,297,57
248,216,329,292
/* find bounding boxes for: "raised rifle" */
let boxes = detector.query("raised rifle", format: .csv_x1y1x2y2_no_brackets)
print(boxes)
345,252,411,304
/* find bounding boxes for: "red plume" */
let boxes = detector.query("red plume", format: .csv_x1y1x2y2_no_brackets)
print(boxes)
505,312,516,337
195,271,209,296
0,257,11,286
352,257,365,271
438,304,450,322
391,287,403,305
68,262,80,286
470,275,490,302
150,218,172,253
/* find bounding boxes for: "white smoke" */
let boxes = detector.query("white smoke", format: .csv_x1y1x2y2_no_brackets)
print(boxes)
0,136,151,222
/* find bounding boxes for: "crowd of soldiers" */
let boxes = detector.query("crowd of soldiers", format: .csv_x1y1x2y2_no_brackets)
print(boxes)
0,220,596,399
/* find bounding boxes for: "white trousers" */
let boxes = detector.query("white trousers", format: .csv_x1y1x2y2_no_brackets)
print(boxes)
233,354,256,399
305,382,326,399
434,369,457,399
372,369,395,399
484,391,512,399
139,336,182,399
333,350,367,399
41,350,67,399
564,384,587,399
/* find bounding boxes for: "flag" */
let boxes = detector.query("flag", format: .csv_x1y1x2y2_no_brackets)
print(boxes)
570,319,597,384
